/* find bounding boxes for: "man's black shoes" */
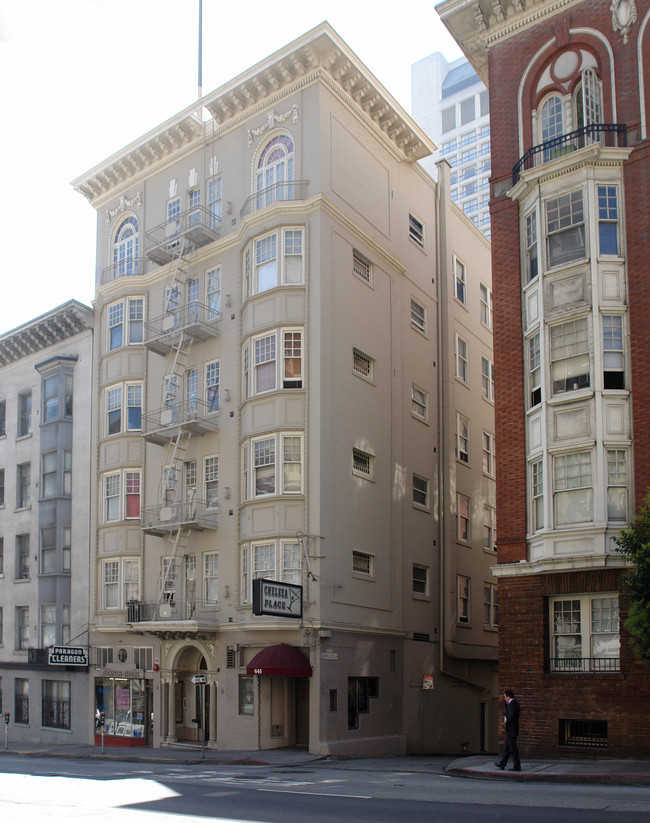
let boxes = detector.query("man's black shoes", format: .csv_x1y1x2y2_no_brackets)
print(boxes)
494,762,505,770
509,767,521,771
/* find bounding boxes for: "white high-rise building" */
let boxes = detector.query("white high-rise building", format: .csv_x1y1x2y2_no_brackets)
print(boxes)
412,52,491,238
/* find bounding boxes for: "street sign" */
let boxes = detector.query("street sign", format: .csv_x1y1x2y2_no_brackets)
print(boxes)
191,674,207,685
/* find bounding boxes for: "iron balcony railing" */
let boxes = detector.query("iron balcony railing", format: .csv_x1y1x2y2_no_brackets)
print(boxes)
141,499,218,534
145,205,220,265
240,179,309,217
126,599,218,625
100,257,147,286
512,123,627,186
144,303,220,354
548,657,620,673
142,399,219,444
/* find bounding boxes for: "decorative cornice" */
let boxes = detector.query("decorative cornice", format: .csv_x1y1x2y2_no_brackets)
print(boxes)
105,191,143,225
491,553,627,577
247,103,300,147
0,301,93,367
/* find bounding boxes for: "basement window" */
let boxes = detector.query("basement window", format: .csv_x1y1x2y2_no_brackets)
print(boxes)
559,718,607,749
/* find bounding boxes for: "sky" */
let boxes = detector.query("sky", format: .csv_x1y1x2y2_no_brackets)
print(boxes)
0,0,461,334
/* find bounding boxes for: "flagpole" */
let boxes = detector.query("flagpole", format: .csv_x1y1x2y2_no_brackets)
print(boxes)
198,0,203,100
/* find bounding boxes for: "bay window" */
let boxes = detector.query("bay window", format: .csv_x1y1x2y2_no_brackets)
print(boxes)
241,540,302,604
546,190,585,268
553,451,592,526
244,328,303,397
550,317,589,394
243,433,303,499
246,227,304,296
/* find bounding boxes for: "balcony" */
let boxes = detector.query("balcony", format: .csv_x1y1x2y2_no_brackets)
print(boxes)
125,599,218,632
100,257,147,286
143,399,219,445
145,205,220,265
512,123,627,186
141,499,218,535
240,179,309,218
548,657,620,674
144,303,219,355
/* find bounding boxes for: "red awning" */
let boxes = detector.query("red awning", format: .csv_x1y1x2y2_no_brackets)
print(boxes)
246,644,312,677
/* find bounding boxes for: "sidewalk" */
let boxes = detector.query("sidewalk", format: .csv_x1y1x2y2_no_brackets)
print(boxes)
1,741,649,785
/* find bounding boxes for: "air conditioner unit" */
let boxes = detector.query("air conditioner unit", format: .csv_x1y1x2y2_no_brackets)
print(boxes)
159,603,172,618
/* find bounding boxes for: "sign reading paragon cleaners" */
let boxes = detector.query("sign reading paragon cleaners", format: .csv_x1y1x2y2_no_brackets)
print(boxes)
253,579,303,618
48,646,88,666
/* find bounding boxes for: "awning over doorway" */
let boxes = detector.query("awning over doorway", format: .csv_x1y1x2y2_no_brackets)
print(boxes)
246,644,312,677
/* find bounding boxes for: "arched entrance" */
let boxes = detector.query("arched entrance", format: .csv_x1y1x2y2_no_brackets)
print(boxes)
164,643,216,746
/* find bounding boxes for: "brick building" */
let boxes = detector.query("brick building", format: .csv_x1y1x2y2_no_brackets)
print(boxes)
438,0,650,757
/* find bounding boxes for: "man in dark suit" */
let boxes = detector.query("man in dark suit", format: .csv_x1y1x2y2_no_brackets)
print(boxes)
495,689,521,771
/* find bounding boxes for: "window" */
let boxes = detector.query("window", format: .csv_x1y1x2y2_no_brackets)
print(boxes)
481,356,494,402
454,334,469,383
243,433,303,498
62,603,70,644
43,375,59,421
483,506,496,551
254,438,275,495
128,298,144,344
207,175,222,229
353,250,371,284
125,471,140,519
453,256,467,305
62,526,71,572
352,448,373,480
16,606,29,650
15,678,28,724
607,449,627,521
205,360,220,411
463,198,478,214
206,266,221,320
107,297,144,350
456,413,470,464
17,462,30,508
124,559,139,603
528,333,542,406
113,215,139,277
482,431,495,477
353,348,374,380
42,451,57,498
133,647,153,670
127,384,142,430
550,595,619,672
410,298,426,333
457,493,470,542
531,460,544,531
256,133,294,207
204,456,219,509
352,551,374,577
409,213,425,248
550,318,590,394
18,391,31,436
441,106,456,132
460,96,475,124
16,535,29,579
0,399,5,436
598,186,618,255
204,552,218,602
107,301,124,350
480,283,493,328
413,565,428,595
41,680,70,730
188,187,201,224
247,228,303,296
457,576,470,624
540,94,563,147
282,436,302,492
603,315,624,389
41,526,57,574
441,138,456,154
554,451,592,526
459,130,475,147
0,468,5,507
546,190,585,267
347,677,379,730
484,583,498,628
103,560,120,609
239,675,254,716
106,386,122,435
167,195,181,236
0,606,3,644
240,541,302,603
412,475,429,508
411,385,427,420
0,537,3,575
41,603,56,647
94,647,114,668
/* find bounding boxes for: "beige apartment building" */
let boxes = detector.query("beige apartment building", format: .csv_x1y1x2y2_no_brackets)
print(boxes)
73,23,497,755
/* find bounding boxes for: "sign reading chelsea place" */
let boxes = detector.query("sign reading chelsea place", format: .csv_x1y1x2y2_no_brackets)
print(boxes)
253,579,303,619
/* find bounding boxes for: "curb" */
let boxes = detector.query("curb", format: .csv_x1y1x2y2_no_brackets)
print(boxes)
445,766,650,787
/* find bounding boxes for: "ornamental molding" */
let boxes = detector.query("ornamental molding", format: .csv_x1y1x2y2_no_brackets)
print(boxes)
247,104,300,147
105,191,143,224
610,0,637,44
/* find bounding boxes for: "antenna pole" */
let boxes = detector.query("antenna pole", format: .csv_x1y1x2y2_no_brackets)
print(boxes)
198,0,203,100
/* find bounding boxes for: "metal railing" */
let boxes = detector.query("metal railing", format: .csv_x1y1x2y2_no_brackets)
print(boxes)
145,205,220,264
141,499,218,533
100,257,147,286
126,599,218,624
142,399,219,442
548,657,620,673
144,302,220,353
512,123,627,186
240,179,309,217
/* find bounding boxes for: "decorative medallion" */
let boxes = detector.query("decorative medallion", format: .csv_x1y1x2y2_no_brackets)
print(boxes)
248,104,300,147
105,191,143,224
610,0,637,44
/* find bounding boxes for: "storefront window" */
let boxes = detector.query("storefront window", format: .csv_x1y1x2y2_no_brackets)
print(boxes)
239,675,254,715
95,677,146,738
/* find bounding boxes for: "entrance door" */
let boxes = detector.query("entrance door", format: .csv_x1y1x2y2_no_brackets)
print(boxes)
294,677,309,747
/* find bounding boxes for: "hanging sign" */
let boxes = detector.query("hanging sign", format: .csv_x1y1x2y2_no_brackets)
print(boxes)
253,579,303,618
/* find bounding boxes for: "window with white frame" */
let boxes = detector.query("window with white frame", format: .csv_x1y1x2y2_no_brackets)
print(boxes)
245,329,302,396
106,297,144,350
186,368,198,412
206,266,221,320
352,550,374,577
457,575,470,624
353,348,374,381
184,459,197,502
352,250,372,284
553,451,592,526
207,175,222,228
102,558,138,610
204,552,218,602
525,207,539,281
484,583,498,628
598,185,619,255
550,595,619,672
247,227,303,296
188,187,200,224
205,360,220,411
352,448,373,480
113,215,139,277
456,413,470,464
410,298,426,333
409,213,425,248
18,391,31,437
240,540,302,603
243,433,303,498
124,559,139,602
62,526,71,572
454,334,469,384
457,493,470,542
103,560,119,609
42,451,57,498
125,471,140,519
412,475,429,508
480,282,493,328
41,604,56,647
133,647,153,670
607,449,627,521
481,356,494,402
531,459,544,531
412,565,428,596
482,431,495,477
453,256,467,306
17,462,30,508
128,297,144,344
528,333,541,406
41,526,56,574
16,534,29,579
603,314,624,389
483,506,496,551
546,190,585,268
106,382,142,435
16,606,29,650
104,470,141,522
204,456,219,509
550,317,590,394
411,385,428,420
256,133,294,207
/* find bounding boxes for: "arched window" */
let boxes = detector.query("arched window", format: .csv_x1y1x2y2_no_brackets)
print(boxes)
256,134,294,208
113,216,139,277
575,68,602,130
540,95,564,144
